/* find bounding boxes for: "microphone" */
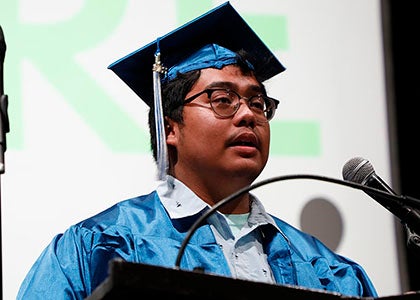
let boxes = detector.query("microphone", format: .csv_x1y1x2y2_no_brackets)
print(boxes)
342,157,420,241
0,25,5,95
342,157,397,195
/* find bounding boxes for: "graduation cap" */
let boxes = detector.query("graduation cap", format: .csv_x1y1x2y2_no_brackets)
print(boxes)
108,1,285,180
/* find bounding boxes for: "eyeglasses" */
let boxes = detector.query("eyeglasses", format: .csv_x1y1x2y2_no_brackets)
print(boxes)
183,88,279,122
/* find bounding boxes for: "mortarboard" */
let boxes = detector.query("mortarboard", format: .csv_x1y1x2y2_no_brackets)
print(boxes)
108,1,285,106
108,1,286,180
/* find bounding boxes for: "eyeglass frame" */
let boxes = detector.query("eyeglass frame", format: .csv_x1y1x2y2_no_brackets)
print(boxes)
182,88,280,122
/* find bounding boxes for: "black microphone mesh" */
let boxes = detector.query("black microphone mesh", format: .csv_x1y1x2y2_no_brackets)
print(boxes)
0,26,5,63
342,157,374,184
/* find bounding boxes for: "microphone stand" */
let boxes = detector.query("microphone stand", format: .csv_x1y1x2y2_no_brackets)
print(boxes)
406,227,420,253
0,25,9,300
0,92,8,299
0,95,8,174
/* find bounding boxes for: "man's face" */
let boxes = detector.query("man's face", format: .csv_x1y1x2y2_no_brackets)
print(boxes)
167,65,271,188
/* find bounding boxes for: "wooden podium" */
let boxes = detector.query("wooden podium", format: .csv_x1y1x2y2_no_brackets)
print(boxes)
85,259,419,300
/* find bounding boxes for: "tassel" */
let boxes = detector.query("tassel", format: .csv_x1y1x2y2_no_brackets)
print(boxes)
152,47,168,180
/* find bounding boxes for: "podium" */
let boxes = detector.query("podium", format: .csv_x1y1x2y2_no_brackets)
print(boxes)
85,259,419,300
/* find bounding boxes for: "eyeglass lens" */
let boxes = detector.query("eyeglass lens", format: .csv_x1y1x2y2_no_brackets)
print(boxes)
208,89,274,121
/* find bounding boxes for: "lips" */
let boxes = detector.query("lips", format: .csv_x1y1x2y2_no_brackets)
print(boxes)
228,132,259,148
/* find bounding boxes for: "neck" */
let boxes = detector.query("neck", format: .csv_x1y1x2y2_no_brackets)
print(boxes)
173,172,253,214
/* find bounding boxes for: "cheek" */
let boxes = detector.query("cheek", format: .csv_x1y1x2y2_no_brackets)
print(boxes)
259,127,271,156
188,118,224,145
182,113,221,148
183,110,223,136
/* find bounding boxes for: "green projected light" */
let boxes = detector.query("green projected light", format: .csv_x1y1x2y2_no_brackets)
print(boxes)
2,0,320,156
270,121,321,156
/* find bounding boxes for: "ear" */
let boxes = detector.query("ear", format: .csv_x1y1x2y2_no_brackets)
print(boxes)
165,117,178,147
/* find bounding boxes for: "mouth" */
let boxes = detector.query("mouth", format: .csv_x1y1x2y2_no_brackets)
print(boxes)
229,133,259,148
231,140,256,147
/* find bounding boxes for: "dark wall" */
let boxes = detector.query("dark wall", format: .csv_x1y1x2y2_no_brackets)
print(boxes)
383,0,420,292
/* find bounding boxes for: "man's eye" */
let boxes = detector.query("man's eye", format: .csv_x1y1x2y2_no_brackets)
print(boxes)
217,97,232,104
212,94,233,105
249,97,265,110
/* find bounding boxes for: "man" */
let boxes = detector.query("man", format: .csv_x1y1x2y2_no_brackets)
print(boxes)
17,2,377,299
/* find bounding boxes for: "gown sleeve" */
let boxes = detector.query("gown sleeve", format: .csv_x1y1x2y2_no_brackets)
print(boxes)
16,225,111,300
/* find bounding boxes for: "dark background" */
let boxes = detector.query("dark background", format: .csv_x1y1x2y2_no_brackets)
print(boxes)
382,0,420,293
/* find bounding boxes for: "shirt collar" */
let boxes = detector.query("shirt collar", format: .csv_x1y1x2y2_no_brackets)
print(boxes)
157,175,209,219
157,176,281,233
248,196,277,228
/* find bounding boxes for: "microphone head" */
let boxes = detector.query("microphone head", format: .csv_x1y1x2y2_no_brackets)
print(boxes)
342,157,375,184
0,26,5,64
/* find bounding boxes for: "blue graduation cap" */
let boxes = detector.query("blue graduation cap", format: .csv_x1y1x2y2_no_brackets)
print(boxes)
108,1,285,180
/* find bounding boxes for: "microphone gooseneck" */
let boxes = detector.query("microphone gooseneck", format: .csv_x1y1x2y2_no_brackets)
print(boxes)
174,173,420,270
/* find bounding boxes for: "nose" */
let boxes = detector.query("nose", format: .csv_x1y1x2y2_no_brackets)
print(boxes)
232,98,257,127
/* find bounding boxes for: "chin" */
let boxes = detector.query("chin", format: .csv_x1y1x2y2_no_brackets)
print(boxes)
233,166,263,181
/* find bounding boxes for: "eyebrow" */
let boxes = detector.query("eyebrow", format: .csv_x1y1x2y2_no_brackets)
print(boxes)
206,81,263,93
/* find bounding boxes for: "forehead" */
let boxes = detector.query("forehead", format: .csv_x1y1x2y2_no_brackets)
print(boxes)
195,65,261,89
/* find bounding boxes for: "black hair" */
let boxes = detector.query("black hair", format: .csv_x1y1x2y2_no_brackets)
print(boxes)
148,70,200,161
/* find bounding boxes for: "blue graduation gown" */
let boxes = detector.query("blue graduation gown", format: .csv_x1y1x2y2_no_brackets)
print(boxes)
17,191,377,299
